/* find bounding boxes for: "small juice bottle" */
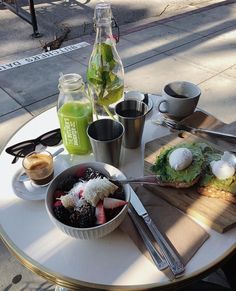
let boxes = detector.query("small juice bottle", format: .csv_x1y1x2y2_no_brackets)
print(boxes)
57,73,92,155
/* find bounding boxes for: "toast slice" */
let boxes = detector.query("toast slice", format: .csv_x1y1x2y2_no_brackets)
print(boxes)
197,151,236,204
198,186,236,204
151,142,207,189
156,175,200,188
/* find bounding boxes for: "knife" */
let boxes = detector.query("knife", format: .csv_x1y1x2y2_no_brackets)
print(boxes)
128,208,169,272
130,189,185,277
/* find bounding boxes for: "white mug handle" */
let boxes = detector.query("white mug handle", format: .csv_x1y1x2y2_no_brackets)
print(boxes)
156,98,168,113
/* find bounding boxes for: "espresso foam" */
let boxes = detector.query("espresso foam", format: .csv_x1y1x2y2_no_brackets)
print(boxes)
24,153,52,170
23,152,54,185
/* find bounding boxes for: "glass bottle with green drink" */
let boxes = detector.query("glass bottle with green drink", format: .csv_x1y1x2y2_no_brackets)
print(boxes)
57,73,92,155
87,1,124,119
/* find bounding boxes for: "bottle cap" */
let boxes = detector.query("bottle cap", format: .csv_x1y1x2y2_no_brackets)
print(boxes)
94,2,112,25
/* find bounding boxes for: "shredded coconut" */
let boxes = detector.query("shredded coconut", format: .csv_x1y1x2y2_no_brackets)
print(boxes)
59,182,84,208
68,182,84,196
59,178,118,208
83,177,118,206
59,194,77,208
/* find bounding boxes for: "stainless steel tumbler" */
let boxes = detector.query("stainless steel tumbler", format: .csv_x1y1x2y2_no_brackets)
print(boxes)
115,100,148,149
87,119,124,167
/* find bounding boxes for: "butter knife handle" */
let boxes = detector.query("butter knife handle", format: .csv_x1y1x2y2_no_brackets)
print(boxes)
128,209,169,272
192,128,236,139
143,214,185,277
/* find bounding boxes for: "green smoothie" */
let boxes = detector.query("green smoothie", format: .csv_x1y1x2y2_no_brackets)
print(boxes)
58,102,92,155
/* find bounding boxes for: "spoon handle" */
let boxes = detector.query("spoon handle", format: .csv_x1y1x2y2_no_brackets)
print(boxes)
116,175,160,185
51,147,64,157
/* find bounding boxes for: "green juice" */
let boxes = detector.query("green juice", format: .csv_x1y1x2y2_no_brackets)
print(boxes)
58,102,92,155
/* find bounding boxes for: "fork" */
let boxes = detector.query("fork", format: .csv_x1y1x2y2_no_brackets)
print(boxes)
162,118,236,141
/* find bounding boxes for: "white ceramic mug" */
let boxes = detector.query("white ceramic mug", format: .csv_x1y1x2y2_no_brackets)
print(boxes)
124,91,148,105
157,81,201,120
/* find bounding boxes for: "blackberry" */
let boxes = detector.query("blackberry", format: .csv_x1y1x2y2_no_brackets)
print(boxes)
82,167,105,181
105,206,123,221
57,175,78,192
54,205,71,224
69,201,96,228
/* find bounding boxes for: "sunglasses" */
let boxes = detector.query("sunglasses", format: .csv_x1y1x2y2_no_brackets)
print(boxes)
5,128,62,164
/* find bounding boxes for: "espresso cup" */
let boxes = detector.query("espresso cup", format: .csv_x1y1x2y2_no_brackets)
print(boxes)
156,81,201,120
22,150,54,186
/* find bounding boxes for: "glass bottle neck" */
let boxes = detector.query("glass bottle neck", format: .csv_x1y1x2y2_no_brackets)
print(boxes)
95,23,115,44
59,73,84,92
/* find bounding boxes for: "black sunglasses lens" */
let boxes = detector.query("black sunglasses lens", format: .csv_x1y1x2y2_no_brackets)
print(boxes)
40,130,61,146
7,142,35,157
5,129,61,160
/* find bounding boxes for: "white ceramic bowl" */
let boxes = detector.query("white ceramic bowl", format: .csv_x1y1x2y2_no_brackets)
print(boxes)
45,162,130,240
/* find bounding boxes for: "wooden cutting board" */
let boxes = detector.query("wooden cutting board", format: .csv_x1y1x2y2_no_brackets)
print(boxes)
144,111,236,233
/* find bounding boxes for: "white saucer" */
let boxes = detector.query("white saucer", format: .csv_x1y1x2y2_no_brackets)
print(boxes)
12,155,70,201
12,169,50,201
145,95,154,114
146,94,154,114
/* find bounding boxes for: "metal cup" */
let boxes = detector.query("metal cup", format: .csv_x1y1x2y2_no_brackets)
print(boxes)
87,119,124,167
115,100,148,149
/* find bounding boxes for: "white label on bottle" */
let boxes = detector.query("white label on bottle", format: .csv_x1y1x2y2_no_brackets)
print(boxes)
64,118,80,146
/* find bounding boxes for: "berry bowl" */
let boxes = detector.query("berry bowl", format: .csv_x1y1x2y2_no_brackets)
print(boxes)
45,162,130,239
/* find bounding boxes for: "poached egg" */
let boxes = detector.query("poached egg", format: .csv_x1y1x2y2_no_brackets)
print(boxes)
169,147,193,171
210,151,236,180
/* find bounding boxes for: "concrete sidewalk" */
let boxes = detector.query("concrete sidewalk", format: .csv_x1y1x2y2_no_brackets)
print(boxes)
0,0,236,290
0,0,215,60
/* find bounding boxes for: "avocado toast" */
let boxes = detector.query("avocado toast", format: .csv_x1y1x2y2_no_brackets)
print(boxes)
150,140,236,203
198,151,236,204
151,142,207,188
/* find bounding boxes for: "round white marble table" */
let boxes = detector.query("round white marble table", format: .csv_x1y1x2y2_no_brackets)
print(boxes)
0,106,235,290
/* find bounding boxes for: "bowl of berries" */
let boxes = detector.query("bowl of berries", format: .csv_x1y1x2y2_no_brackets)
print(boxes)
45,162,130,239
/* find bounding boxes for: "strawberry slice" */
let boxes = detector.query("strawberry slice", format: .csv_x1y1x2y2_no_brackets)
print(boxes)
78,189,84,198
53,200,62,207
75,166,86,178
103,197,128,209
95,200,106,225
